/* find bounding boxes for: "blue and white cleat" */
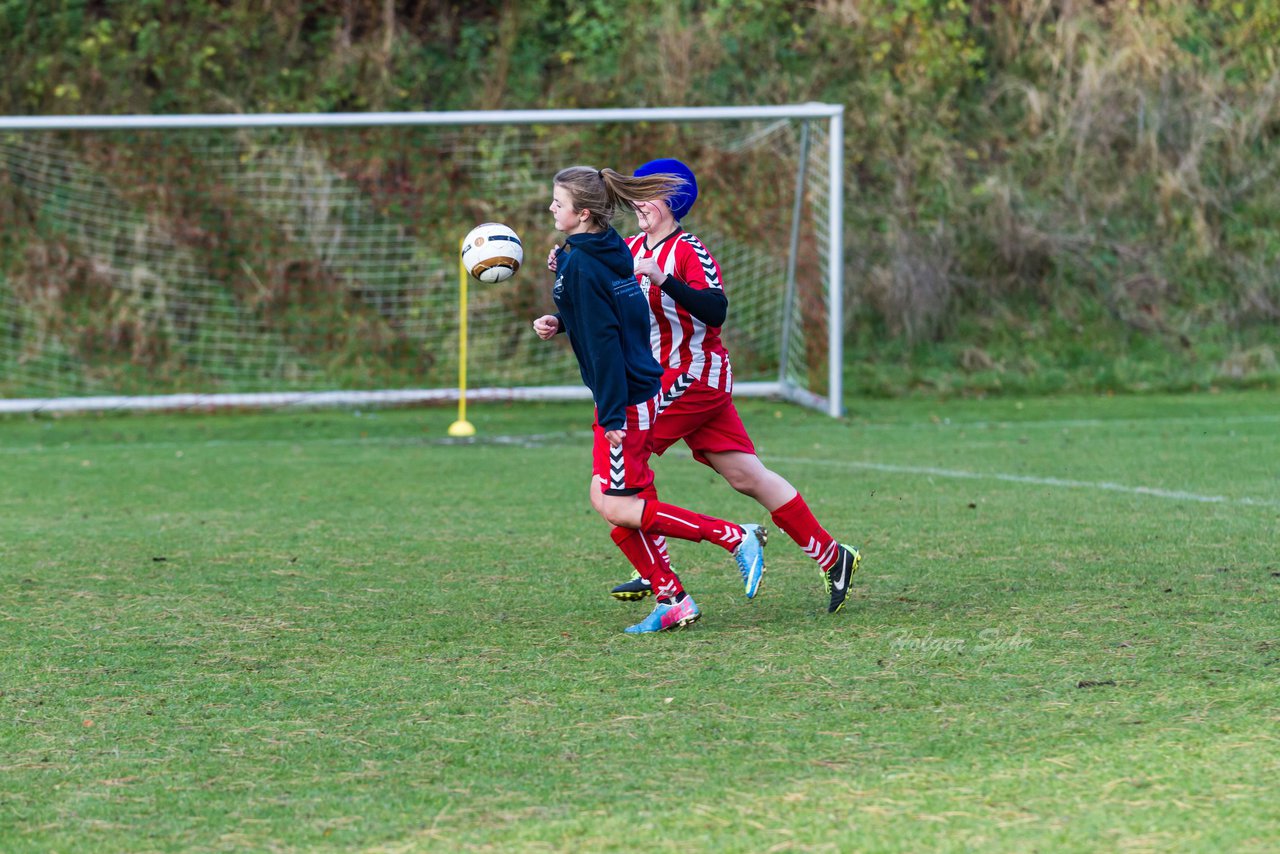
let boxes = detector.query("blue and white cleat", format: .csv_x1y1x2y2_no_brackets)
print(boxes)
624,595,701,634
734,523,768,598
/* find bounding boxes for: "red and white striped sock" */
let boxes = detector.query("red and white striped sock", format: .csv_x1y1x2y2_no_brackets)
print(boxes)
639,501,745,554
610,526,683,598
771,493,840,572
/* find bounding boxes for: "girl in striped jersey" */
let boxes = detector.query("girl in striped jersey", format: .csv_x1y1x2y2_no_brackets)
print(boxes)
534,165,768,633
612,158,862,614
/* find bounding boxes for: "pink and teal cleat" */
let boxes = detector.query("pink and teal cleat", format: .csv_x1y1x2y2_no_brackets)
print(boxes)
623,595,701,634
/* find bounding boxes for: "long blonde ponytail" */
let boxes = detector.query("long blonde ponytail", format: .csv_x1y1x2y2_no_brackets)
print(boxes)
553,166,686,231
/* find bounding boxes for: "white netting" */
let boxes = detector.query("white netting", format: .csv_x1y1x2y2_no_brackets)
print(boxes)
0,112,835,410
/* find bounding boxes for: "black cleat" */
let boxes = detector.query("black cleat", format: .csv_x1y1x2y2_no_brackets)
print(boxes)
826,544,862,614
610,571,653,601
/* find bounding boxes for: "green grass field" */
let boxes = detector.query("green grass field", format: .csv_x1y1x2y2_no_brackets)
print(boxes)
2,392,1278,852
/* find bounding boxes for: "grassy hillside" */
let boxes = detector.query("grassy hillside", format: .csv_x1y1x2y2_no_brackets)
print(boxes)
2,0,1277,396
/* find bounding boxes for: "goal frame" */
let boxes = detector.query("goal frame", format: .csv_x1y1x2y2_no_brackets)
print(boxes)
0,105,844,417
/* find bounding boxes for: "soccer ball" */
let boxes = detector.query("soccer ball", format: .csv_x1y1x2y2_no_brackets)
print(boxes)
461,222,523,283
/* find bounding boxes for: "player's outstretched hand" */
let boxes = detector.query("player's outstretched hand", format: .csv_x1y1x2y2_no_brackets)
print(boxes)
546,244,560,272
633,256,666,287
532,314,560,340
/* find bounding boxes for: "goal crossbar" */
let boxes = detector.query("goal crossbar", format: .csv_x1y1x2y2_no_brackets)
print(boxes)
0,104,842,131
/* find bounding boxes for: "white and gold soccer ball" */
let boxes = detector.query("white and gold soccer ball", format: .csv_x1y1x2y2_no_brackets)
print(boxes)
461,222,523,283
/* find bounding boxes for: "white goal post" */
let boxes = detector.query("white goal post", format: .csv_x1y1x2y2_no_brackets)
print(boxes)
0,105,844,416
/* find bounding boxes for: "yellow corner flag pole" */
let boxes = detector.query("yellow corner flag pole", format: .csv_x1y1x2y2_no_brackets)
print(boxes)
447,241,476,438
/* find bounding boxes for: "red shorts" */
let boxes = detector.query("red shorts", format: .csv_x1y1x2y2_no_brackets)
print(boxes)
651,376,755,467
591,395,660,496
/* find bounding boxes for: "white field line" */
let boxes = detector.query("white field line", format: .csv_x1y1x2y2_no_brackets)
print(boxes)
3,425,1277,508
854,412,1280,432
0,431,591,456
771,456,1280,509
5,407,1275,456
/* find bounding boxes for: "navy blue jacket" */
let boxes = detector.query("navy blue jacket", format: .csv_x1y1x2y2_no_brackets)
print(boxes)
552,228,662,431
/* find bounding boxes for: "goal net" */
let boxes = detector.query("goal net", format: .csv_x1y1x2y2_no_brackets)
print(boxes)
0,106,843,416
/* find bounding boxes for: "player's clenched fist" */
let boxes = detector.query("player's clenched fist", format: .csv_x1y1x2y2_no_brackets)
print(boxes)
532,314,560,340
633,255,666,287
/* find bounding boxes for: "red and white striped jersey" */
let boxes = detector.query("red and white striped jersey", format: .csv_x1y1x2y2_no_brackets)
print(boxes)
625,228,733,393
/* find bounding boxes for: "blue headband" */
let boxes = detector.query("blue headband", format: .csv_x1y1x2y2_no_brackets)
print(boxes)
634,158,698,220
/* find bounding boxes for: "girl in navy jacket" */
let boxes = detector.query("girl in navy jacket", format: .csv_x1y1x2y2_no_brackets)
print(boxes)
533,166,768,634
